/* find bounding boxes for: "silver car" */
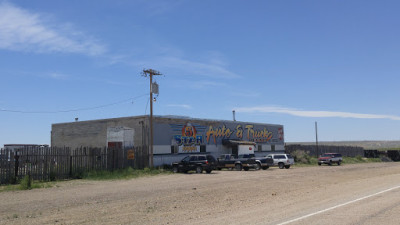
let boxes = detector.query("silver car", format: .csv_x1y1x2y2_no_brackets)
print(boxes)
266,154,295,169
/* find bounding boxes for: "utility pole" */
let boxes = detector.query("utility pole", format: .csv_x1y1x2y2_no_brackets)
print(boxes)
142,69,162,167
315,121,319,157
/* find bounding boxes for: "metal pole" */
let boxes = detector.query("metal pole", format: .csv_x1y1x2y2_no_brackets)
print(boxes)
149,74,153,168
315,121,319,157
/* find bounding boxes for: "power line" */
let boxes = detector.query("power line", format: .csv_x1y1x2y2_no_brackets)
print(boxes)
0,94,148,114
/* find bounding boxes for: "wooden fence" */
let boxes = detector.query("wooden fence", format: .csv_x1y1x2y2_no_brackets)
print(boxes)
285,144,365,157
0,146,148,185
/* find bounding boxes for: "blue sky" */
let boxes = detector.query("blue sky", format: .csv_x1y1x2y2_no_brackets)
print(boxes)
1,0,400,146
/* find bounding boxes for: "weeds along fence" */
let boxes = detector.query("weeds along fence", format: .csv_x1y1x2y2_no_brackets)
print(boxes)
285,144,365,157
0,146,148,185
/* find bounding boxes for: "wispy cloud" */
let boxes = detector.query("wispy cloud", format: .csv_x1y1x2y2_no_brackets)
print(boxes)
167,104,192,109
182,80,226,89
235,106,400,121
230,92,261,98
0,2,106,56
160,56,240,79
47,72,68,80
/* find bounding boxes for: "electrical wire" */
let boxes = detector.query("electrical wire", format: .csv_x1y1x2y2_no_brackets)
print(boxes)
0,94,149,114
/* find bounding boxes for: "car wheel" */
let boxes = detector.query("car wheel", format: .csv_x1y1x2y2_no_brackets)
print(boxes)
235,164,242,171
217,167,222,170
337,161,341,165
196,166,203,173
278,162,284,169
328,161,332,166
285,165,290,169
318,163,321,166
262,166,269,170
244,167,249,171
206,169,212,174
172,166,179,173
254,163,261,170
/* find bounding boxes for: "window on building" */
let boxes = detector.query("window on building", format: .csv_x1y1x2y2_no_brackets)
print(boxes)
258,145,262,152
271,145,275,151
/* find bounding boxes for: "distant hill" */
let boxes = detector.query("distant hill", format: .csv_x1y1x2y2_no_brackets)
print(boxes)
287,141,400,150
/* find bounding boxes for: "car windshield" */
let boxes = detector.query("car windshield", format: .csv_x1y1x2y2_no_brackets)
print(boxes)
286,154,293,159
181,156,190,162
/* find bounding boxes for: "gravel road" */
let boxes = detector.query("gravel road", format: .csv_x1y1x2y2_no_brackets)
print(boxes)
1,162,399,225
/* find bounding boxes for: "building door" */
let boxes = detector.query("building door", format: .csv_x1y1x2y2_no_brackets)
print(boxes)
232,145,238,156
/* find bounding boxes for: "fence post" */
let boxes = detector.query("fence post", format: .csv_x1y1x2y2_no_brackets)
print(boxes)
69,155,73,178
14,154,19,182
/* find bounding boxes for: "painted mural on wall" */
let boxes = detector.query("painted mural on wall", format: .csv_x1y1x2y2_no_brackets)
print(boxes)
206,124,279,144
169,122,284,152
170,123,206,153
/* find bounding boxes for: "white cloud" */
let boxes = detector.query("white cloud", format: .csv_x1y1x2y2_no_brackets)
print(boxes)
167,104,192,109
235,106,400,121
230,92,261,98
187,80,226,89
160,56,240,79
48,72,68,80
0,2,106,56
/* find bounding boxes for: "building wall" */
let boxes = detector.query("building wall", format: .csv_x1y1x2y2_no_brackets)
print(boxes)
51,116,285,166
152,117,284,155
51,116,148,149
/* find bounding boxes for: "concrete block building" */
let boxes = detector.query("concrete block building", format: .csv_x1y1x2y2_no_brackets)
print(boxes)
51,115,285,167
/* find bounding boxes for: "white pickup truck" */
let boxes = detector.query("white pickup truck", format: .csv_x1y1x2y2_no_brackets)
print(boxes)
266,154,295,169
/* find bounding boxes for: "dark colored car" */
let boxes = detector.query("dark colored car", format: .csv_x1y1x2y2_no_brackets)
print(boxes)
318,153,343,166
172,154,217,173
216,154,258,171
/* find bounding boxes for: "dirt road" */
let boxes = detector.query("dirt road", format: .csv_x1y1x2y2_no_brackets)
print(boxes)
1,162,399,225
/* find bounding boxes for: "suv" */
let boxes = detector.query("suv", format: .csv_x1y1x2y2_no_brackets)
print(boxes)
172,154,216,173
266,154,295,169
318,153,342,166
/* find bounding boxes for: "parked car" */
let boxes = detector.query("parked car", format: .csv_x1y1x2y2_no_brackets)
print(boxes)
172,154,217,173
239,154,274,170
216,154,261,171
318,153,343,166
266,154,295,169
255,156,274,170
217,154,274,171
